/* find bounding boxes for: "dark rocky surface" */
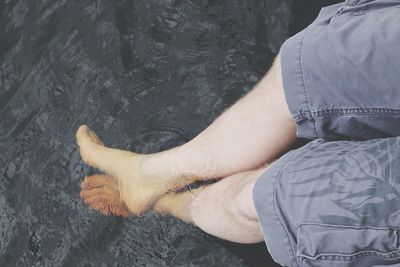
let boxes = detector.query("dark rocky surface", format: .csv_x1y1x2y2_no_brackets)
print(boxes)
0,0,337,266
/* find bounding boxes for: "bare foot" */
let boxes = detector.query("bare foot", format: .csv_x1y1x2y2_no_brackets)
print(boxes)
80,174,131,217
80,174,203,223
76,125,174,215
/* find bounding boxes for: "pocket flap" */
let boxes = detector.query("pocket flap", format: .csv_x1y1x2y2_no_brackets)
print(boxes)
297,224,400,260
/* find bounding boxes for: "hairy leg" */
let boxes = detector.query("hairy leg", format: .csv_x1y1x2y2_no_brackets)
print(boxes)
140,54,296,180
76,54,295,215
81,164,269,244
188,165,268,244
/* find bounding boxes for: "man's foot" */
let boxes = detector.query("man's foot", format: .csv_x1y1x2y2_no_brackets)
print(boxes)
76,125,175,215
80,174,131,217
80,174,203,223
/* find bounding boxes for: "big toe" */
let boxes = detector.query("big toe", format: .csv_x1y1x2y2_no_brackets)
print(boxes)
76,125,103,146
75,125,107,169
75,125,135,176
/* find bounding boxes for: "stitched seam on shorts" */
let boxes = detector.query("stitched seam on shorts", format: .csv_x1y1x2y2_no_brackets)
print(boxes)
296,223,400,231
298,250,400,261
272,145,315,267
298,28,319,139
293,107,400,120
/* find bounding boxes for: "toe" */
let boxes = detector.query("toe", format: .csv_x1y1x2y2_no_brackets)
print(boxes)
80,186,117,200
76,126,137,178
88,129,104,145
84,195,130,217
80,174,117,190
76,125,104,146
76,125,91,145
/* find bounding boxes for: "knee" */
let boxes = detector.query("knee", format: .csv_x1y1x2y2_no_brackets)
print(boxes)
229,180,259,221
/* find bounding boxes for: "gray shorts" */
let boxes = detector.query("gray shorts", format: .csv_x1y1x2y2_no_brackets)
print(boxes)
280,0,400,141
254,1,400,266
254,137,400,267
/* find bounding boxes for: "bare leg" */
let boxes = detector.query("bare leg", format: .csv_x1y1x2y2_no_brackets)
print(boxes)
76,54,295,215
140,54,296,180
81,165,269,244
188,166,268,243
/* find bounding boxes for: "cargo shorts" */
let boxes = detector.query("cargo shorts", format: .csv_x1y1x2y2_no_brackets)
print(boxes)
253,1,400,266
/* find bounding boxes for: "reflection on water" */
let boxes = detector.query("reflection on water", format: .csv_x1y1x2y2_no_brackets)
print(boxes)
0,0,292,266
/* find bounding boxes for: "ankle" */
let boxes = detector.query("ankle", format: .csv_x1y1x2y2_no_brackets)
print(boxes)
137,151,183,185
154,191,196,224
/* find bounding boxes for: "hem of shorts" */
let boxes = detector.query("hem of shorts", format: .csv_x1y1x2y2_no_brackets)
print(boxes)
292,107,400,121
253,149,303,267
291,107,400,140
280,28,318,140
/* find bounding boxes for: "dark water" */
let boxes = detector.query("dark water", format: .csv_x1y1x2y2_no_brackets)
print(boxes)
0,0,337,266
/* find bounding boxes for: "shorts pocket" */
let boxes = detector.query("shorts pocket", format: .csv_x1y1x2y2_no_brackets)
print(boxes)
296,223,400,266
